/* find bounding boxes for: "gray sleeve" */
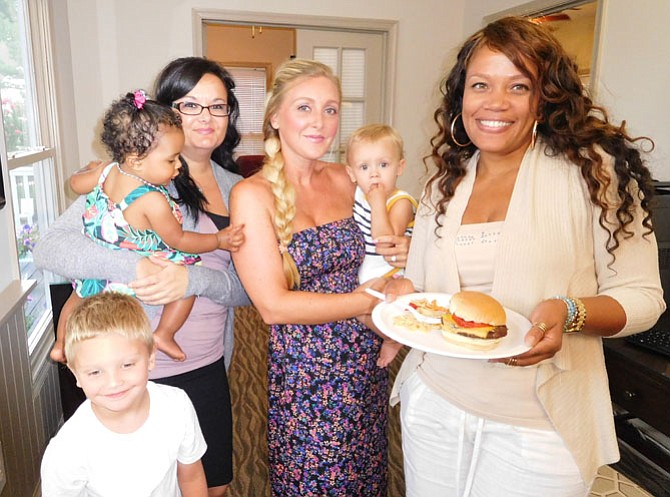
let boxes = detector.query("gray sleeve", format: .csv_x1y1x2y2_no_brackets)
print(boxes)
186,260,250,307
224,307,235,370
35,170,250,309
33,196,140,283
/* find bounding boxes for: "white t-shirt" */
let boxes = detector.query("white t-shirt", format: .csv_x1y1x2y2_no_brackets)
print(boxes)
41,381,207,497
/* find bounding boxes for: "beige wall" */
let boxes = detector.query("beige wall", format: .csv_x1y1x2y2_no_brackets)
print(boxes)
59,0,670,193
61,0,465,199
205,24,295,81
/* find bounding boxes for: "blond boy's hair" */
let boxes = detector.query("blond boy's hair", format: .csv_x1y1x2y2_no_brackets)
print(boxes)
64,292,154,363
346,124,405,165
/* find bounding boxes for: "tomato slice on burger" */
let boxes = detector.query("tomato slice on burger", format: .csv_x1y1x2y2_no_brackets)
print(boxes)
452,314,491,329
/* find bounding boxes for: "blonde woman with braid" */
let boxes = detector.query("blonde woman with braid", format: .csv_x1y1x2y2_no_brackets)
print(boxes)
230,59,408,496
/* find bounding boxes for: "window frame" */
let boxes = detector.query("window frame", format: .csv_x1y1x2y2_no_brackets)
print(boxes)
1,0,64,366
192,9,397,124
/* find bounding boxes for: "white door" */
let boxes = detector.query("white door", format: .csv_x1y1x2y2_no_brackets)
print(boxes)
297,29,384,162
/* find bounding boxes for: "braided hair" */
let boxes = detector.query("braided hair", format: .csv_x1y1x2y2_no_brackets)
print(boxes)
261,59,341,288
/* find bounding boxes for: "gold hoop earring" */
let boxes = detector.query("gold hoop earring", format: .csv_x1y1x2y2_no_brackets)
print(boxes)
450,113,471,148
531,120,538,150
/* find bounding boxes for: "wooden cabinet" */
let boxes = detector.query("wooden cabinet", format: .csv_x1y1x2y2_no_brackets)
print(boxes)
605,339,670,436
603,338,670,494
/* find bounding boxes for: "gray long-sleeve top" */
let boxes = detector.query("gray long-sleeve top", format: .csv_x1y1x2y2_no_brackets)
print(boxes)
34,162,250,368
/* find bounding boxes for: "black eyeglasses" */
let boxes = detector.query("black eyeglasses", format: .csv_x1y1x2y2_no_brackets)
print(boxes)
172,101,230,117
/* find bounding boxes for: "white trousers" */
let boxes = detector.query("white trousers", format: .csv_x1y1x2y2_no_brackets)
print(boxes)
399,373,589,497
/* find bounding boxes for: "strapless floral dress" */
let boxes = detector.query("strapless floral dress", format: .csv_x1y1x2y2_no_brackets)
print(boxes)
267,217,388,496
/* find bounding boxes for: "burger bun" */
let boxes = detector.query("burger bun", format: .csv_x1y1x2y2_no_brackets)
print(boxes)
439,328,503,350
439,291,508,350
449,291,506,326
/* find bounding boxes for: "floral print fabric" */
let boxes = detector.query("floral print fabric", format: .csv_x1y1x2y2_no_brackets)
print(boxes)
268,217,388,496
75,162,199,297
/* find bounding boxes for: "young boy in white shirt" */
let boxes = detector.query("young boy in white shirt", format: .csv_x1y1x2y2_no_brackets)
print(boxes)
346,124,418,367
41,292,207,497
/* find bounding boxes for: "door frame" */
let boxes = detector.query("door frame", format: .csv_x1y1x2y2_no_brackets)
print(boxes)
483,0,602,95
191,9,398,123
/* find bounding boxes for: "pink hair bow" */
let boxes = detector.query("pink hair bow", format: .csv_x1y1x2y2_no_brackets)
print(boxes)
133,89,147,110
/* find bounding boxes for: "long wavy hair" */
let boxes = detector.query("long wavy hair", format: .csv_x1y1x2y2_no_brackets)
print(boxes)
427,16,655,259
153,57,241,218
261,58,341,289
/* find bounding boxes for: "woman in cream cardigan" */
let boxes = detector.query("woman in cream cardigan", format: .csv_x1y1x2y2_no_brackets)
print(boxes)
390,16,665,497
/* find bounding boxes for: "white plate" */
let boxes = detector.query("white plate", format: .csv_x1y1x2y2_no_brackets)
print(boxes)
371,292,532,359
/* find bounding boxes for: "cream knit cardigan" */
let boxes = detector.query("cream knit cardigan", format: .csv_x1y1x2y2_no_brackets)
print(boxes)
391,140,665,486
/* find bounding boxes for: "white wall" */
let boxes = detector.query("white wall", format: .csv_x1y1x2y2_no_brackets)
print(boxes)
0,119,19,293
593,0,670,181
62,0,466,198
0,203,19,291
60,0,670,195
463,0,670,181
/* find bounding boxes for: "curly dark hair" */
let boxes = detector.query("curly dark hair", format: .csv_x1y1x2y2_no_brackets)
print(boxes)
101,91,182,164
427,16,655,259
153,57,241,218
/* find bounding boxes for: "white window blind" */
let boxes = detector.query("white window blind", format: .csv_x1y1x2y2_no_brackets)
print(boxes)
341,49,365,98
312,47,366,162
228,66,266,156
314,47,339,75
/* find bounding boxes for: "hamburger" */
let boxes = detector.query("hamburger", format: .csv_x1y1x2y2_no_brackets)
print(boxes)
440,291,508,350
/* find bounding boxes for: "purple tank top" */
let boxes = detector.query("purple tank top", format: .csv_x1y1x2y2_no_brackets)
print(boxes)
149,212,230,378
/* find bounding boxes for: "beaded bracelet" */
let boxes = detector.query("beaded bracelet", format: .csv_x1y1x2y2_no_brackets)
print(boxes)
553,296,587,333
569,298,587,333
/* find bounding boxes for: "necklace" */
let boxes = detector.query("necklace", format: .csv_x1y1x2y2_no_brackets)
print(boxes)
115,163,159,190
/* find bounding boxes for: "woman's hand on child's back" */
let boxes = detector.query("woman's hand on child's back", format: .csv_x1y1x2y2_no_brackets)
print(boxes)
216,224,245,252
72,160,107,176
69,160,110,195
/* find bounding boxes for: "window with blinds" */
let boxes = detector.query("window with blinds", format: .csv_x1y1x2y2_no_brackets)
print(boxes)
313,47,366,163
228,66,267,156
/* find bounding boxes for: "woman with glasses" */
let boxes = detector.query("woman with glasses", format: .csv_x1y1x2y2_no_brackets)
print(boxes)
35,57,249,497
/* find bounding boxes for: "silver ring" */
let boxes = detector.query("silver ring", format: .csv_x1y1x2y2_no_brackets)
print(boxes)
391,255,397,263
533,321,549,336
507,357,518,367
